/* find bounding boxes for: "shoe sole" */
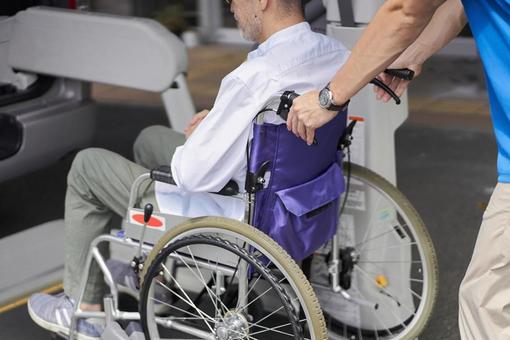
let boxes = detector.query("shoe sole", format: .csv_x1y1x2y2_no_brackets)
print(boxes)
27,300,100,340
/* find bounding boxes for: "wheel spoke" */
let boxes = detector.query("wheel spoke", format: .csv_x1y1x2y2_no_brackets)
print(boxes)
359,260,422,264
356,223,409,250
159,263,216,332
177,246,230,317
206,257,227,317
355,265,417,317
361,241,417,253
151,297,216,322
247,295,298,332
249,318,310,339
235,276,285,314
355,288,395,336
159,316,213,321
237,260,273,312
355,194,384,250
360,269,424,283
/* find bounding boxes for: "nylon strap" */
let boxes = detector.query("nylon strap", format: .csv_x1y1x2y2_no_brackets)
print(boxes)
337,0,355,27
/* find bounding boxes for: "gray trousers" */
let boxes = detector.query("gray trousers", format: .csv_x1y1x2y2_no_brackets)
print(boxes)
64,126,185,304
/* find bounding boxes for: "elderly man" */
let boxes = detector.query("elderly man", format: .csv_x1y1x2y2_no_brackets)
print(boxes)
27,0,349,338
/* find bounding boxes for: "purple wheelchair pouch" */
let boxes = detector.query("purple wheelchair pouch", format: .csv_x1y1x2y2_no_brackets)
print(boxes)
249,112,347,261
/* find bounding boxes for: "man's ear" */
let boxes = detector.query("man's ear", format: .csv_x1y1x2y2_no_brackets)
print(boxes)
258,0,269,11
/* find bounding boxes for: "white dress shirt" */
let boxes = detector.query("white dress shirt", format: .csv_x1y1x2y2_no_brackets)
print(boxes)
155,22,350,218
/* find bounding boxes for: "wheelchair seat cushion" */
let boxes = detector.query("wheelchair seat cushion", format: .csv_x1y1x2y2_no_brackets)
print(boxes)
249,112,347,260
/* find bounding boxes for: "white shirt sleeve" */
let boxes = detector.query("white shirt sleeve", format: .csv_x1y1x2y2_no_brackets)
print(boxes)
171,75,261,192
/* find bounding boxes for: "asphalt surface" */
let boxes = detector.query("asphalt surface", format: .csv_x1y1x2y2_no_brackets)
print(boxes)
0,102,498,339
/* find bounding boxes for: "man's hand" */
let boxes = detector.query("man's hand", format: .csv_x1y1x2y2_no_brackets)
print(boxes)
374,64,422,102
184,109,209,139
287,91,339,145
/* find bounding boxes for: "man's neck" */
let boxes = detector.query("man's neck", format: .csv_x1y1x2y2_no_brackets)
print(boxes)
257,16,305,44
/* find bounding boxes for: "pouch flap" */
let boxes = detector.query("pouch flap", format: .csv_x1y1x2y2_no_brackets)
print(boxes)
275,163,344,217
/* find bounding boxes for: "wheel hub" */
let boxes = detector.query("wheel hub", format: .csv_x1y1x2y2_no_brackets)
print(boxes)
215,311,249,340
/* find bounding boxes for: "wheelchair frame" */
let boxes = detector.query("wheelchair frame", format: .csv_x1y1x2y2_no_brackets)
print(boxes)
68,101,306,339
67,98,436,340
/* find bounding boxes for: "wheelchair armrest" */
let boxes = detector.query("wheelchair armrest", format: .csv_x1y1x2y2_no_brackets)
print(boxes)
216,180,240,197
150,165,175,185
150,165,240,196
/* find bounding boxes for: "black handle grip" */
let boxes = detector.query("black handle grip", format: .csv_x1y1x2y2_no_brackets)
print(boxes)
143,203,153,223
150,165,176,185
150,165,239,196
284,91,299,102
276,91,318,145
276,91,299,120
384,68,415,81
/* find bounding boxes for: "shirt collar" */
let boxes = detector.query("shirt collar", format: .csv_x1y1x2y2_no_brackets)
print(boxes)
248,22,311,60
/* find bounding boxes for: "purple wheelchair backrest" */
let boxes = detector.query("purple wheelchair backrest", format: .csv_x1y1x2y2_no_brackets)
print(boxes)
249,108,347,260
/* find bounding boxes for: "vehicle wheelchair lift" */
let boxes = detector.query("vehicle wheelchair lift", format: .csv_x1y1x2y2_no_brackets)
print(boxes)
0,4,437,340
0,3,194,326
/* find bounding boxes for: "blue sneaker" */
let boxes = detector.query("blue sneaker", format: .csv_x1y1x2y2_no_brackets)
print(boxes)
106,259,139,299
27,293,103,340
107,259,172,313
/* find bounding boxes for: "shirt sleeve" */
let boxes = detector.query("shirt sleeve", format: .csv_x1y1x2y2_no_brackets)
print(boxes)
171,75,260,192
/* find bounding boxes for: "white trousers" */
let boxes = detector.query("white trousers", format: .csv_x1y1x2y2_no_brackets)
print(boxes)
459,183,510,339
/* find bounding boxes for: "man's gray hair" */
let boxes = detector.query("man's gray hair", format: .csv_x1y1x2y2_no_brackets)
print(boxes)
278,0,305,14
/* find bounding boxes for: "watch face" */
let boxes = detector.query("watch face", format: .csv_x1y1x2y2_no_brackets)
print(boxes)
319,88,330,108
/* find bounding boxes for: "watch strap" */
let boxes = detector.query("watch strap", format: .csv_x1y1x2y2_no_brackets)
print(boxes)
324,86,349,111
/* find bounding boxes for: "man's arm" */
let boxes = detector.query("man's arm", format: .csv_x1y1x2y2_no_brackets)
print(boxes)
329,0,446,104
288,0,447,145
171,78,258,192
376,0,467,101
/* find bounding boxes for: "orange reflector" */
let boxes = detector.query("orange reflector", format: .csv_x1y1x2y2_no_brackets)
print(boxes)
376,275,388,288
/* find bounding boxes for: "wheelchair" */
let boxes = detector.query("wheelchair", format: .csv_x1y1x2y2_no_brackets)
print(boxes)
68,92,436,340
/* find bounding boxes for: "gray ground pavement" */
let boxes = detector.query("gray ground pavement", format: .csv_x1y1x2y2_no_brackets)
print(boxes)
0,44,497,339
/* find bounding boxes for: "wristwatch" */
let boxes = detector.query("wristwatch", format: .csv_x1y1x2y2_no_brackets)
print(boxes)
319,85,349,111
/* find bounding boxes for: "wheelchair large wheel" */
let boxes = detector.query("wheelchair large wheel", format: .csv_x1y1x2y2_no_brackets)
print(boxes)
140,216,328,339
308,163,438,340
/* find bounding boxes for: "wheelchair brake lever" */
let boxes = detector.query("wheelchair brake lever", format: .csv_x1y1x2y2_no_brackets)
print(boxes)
144,203,153,224
370,68,414,105
246,160,271,193
132,203,154,278
338,120,357,150
370,78,401,105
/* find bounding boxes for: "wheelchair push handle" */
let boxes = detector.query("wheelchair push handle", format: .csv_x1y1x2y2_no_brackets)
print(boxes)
282,91,300,103
276,91,299,121
277,91,320,145
384,68,415,81
279,67,414,113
